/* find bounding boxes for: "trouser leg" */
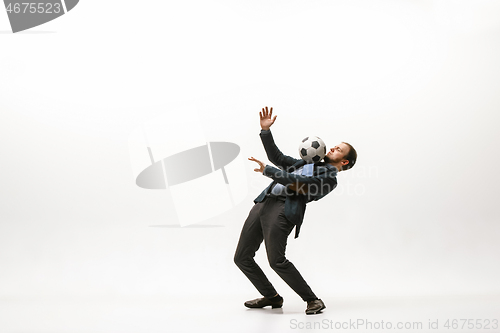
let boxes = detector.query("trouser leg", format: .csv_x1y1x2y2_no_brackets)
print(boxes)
261,198,318,302
234,201,278,298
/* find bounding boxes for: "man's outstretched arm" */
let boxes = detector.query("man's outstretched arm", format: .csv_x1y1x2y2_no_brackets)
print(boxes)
249,157,338,196
263,164,337,189
259,106,300,169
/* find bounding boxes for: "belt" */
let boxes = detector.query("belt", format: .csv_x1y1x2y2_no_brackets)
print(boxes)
265,193,286,202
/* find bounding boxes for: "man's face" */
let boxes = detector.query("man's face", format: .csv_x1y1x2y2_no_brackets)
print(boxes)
324,143,350,165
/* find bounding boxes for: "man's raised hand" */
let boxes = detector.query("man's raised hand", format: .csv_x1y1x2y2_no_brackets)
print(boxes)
260,106,277,130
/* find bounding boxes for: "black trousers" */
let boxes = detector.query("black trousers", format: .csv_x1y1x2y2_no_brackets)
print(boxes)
234,195,317,301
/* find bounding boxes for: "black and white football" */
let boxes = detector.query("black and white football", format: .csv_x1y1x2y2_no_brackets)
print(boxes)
298,136,327,163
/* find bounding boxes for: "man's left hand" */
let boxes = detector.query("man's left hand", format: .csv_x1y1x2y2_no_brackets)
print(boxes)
248,157,266,173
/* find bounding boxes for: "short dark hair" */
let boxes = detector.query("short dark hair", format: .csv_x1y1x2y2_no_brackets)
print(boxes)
341,142,357,171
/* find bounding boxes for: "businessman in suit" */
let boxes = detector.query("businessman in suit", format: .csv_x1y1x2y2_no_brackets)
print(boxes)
234,106,357,315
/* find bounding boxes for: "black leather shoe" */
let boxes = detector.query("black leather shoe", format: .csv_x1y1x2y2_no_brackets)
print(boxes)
305,299,326,314
244,296,283,309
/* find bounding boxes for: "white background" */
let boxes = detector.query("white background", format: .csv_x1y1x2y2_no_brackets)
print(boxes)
1,1,500,332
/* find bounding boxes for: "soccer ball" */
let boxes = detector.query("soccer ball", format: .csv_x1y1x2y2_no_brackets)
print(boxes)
298,136,327,163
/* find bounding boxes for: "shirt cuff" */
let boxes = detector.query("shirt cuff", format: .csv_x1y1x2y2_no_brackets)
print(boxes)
263,165,272,177
260,129,271,134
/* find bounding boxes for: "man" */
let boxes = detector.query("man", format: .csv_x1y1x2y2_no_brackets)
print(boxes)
234,106,357,315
